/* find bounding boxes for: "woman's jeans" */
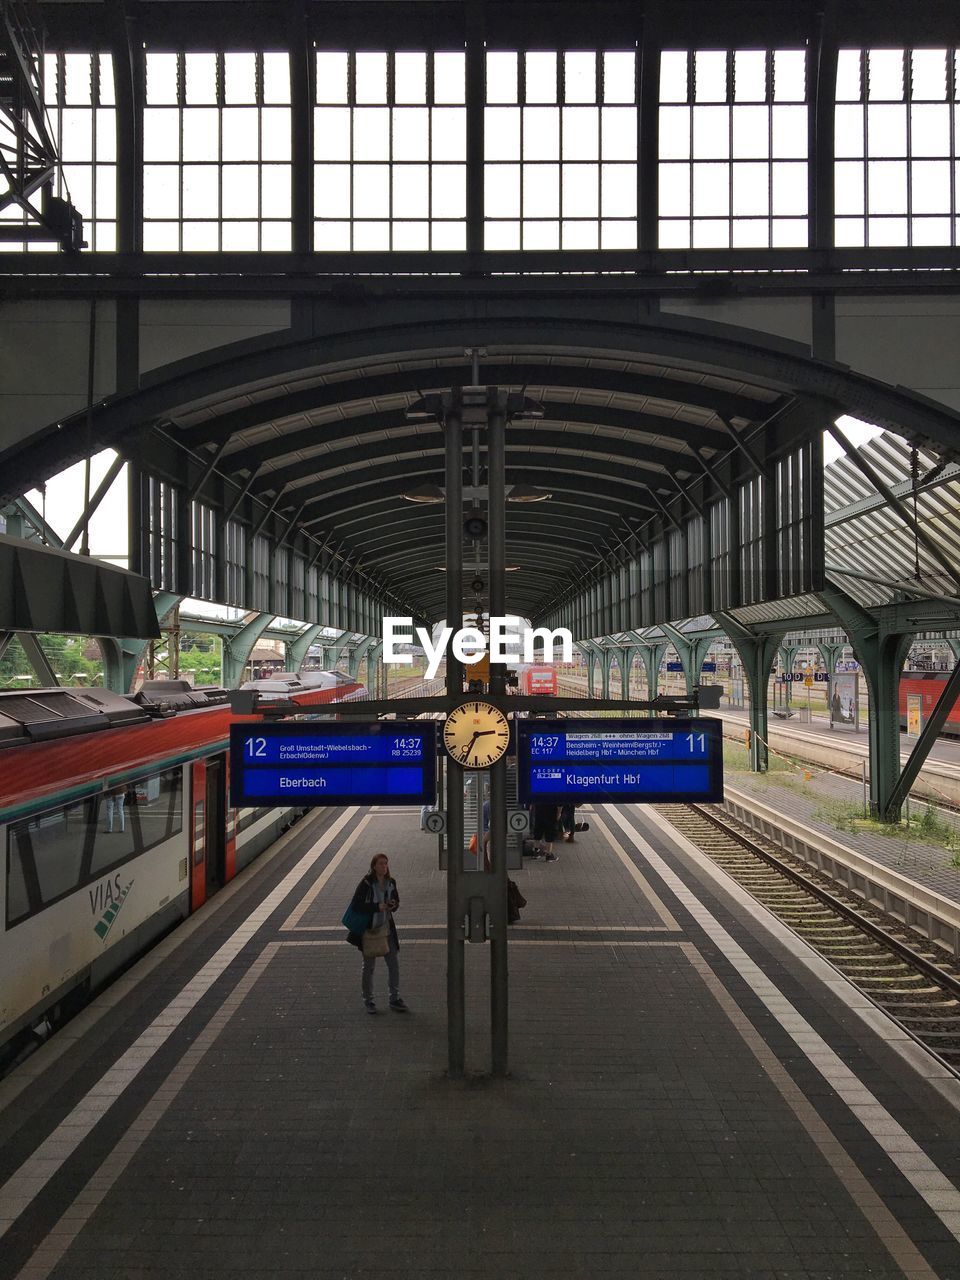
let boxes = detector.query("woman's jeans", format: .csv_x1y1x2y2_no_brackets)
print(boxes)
361,936,399,1002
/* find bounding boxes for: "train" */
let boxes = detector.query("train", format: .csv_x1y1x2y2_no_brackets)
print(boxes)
0,671,365,1068
519,665,558,696
899,671,960,736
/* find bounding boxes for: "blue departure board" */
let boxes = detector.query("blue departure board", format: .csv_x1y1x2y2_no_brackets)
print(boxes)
516,718,723,805
229,721,437,807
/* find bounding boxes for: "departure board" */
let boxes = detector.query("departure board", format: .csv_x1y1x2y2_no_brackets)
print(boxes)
516,718,723,805
229,721,437,807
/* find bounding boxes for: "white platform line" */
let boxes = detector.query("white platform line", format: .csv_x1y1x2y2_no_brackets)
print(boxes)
283,923,673,933
276,939,681,948
592,811,682,930
0,807,361,1241
607,803,960,1245
279,813,372,930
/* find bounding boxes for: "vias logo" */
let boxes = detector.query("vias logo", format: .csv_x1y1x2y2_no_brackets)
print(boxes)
89,873,134,941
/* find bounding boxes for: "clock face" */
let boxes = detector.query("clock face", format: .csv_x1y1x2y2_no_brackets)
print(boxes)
443,701,510,768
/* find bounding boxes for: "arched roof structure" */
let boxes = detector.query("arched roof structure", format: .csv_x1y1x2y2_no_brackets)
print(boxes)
5,309,960,623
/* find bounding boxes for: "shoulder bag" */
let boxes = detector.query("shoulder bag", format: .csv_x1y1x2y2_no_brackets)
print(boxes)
361,924,390,958
342,904,369,935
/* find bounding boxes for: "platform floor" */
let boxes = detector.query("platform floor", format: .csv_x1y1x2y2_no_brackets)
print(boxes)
723,752,960,905
718,705,960,772
3,804,960,1279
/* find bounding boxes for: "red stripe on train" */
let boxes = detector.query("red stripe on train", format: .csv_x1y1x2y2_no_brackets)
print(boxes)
0,685,362,811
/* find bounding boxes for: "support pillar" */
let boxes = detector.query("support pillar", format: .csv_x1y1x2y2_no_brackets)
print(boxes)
715,613,780,772
577,643,600,697
620,648,633,700
863,632,912,821
99,591,183,692
347,635,376,681
639,642,667,713
816,641,845,677
285,623,324,672
326,631,353,673
443,402,465,1078
661,625,716,697
819,587,911,821
222,613,275,688
777,643,799,706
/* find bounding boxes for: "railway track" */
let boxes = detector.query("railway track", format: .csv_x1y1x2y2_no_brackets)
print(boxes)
657,802,960,1072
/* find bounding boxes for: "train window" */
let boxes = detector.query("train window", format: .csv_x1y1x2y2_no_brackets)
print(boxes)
5,767,184,928
6,834,35,925
88,768,183,875
19,799,96,913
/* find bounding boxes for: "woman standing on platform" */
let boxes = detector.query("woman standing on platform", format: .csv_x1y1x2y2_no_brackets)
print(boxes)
350,854,409,1015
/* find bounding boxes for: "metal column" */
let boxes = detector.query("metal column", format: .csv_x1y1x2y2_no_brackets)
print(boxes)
487,392,509,1077
444,404,465,1078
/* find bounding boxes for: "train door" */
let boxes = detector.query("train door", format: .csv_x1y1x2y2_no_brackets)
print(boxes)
189,756,226,911
204,757,226,897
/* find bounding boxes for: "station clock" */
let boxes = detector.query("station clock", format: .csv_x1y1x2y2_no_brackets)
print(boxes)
442,701,510,768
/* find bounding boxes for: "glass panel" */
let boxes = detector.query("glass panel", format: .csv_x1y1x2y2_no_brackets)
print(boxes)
263,53,291,104
434,52,466,105
660,52,688,104
603,52,635,104
487,52,518,105
146,53,178,105
395,52,426,104
694,52,728,103
869,50,905,101
185,53,217,105
565,52,596,104
224,53,257,105
526,52,558,104
836,50,862,102
356,52,388,104
316,52,349,103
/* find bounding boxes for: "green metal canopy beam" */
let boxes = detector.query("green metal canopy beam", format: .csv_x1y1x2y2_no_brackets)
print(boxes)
222,612,275,688
661,623,717,697
714,610,783,772
817,585,913,820
284,623,325,672
16,633,60,686
100,590,184,693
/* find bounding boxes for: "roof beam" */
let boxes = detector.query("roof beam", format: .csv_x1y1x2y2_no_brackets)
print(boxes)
181,369,747,451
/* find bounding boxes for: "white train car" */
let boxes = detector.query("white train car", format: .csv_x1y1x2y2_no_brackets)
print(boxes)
0,675,365,1068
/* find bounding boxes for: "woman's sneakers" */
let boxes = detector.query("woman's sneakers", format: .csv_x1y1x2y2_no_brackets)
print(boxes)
364,997,408,1013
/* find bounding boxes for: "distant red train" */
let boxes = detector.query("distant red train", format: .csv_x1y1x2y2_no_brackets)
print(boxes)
899,671,960,734
521,665,558,696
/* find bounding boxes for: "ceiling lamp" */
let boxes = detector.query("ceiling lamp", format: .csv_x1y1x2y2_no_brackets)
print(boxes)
401,483,446,503
507,483,552,502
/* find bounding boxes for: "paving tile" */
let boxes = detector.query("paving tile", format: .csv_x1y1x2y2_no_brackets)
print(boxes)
3,808,958,1280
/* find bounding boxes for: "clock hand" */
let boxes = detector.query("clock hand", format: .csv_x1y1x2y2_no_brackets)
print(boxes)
470,731,499,761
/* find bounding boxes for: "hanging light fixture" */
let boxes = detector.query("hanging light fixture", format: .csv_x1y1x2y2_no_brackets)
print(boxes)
401,483,446,503
507,483,552,502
